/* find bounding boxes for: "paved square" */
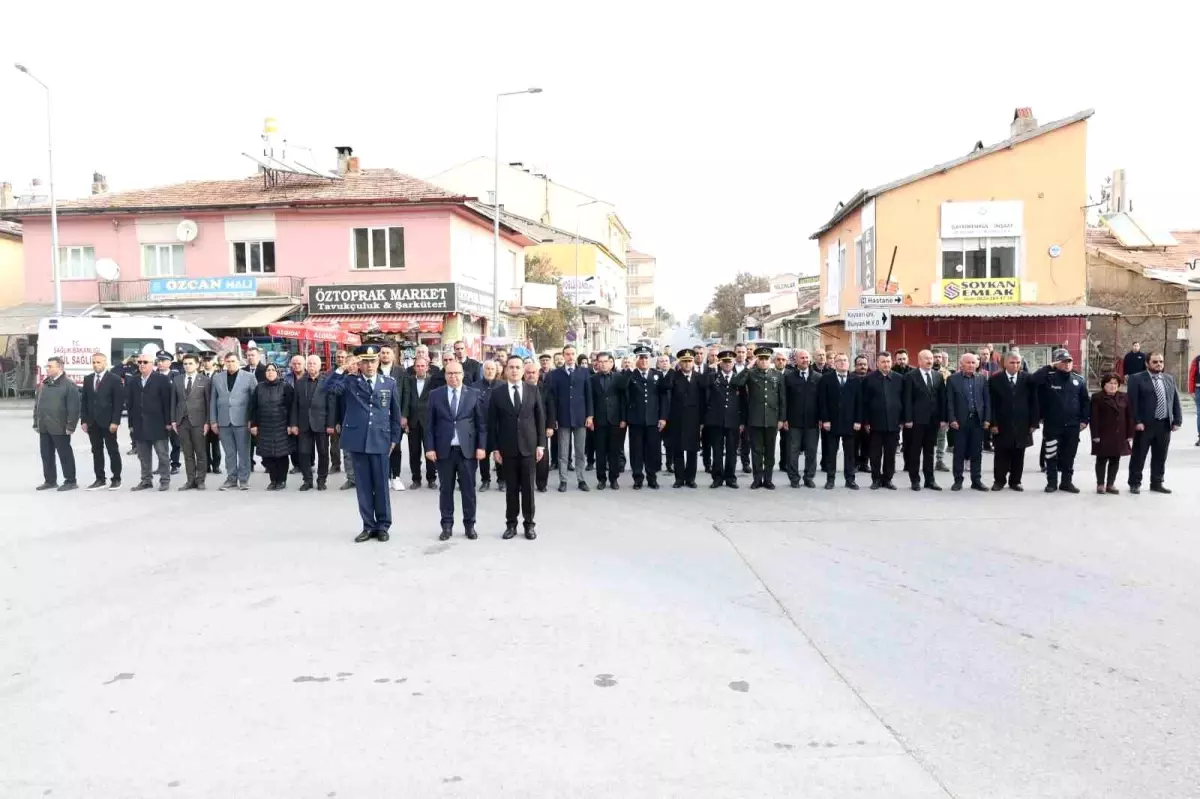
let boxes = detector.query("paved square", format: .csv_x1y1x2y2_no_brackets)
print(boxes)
3,403,1198,797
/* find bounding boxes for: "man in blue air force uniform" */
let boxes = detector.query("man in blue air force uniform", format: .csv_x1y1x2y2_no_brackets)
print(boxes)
324,345,403,542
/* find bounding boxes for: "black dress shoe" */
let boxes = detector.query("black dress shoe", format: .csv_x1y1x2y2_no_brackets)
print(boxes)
158,482,170,492
1009,484,1024,492
711,480,724,489
846,481,859,490
824,478,835,490
597,480,607,490
991,483,1004,491
410,480,421,490
480,481,491,491
177,482,196,491
170,466,180,475
609,481,619,491
686,480,697,488
911,482,922,491
1150,485,1172,494
764,482,776,490
632,481,642,491
465,526,478,540
1128,485,1141,494
882,481,897,490
742,465,751,474
971,482,989,492
427,481,438,490
439,528,452,541
803,478,816,489
1044,484,1058,493
558,481,568,493
299,482,314,492
57,481,78,492
578,481,590,492
35,482,57,491
673,481,684,489
750,479,763,490
951,481,963,491
354,530,373,543
377,531,390,542
789,479,801,488
86,478,108,491
502,526,518,540
1059,483,1080,494
870,480,881,490
726,479,739,489
924,482,943,491
647,479,659,490
524,527,537,540
317,482,327,491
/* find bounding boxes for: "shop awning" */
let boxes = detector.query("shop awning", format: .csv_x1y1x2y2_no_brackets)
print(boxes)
267,321,362,346
305,313,444,334
0,303,94,336
168,305,300,329
886,304,1119,319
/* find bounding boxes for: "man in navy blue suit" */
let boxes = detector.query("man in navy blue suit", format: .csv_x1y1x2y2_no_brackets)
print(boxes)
425,360,487,540
324,345,403,543
545,344,594,492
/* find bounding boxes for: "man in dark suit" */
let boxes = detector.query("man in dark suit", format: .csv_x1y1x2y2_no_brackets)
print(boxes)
426,360,487,540
545,344,593,492
155,351,182,475
658,348,704,488
127,352,174,491
901,349,947,491
700,349,745,488
783,349,821,488
617,346,664,490
403,356,443,489
1126,351,1182,494
452,340,482,384
946,353,991,491
861,351,903,490
988,352,1038,491
81,351,125,490
172,353,212,490
816,353,861,490
292,354,333,491
489,355,546,540
589,352,625,490
524,361,553,492
378,345,410,491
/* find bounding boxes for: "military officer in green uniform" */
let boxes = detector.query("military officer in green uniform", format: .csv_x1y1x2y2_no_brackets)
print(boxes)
731,344,786,489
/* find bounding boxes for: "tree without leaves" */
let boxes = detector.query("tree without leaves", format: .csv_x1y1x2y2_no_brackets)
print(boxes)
524,253,578,353
706,272,769,339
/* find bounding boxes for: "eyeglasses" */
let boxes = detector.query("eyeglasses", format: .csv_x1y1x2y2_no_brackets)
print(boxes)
136,360,150,365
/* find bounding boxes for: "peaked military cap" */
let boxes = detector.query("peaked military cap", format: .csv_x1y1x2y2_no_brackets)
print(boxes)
633,345,652,356
155,350,173,362
718,350,735,361
355,344,381,360
753,345,773,358
676,348,695,361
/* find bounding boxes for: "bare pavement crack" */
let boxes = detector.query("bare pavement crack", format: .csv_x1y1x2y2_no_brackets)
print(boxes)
712,521,958,799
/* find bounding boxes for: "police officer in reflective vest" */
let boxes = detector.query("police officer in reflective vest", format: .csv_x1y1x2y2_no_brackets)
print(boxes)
325,344,403,542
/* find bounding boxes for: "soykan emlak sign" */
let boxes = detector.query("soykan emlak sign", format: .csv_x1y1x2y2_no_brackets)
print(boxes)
308,282,458,314
939,278,1019,305
148,276,258,299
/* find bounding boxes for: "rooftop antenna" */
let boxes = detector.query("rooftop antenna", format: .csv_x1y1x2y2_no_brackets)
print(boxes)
244,116,341,188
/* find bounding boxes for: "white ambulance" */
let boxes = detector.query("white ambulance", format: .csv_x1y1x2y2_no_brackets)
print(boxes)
36,313,222,386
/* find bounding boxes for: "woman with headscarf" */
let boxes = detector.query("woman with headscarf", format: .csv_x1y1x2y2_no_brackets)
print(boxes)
249,362,296,490
1090,372,1134,495
577,353,596,471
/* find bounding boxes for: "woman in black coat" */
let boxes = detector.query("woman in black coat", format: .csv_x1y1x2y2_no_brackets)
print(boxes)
473,359,503,490
577,353,596,471
1090,372,1134,495
250,363,296,490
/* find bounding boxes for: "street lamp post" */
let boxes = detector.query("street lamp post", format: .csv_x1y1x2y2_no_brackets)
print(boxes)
492,87,542,346
15,64,62,315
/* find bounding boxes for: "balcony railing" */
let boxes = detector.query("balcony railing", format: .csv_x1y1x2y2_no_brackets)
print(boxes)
98,276,305,306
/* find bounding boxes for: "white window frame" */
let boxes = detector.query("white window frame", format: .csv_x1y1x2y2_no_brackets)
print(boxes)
231,240,276,274
56,245,96,280
939,236,1020,281
350,226,405,270
141,243,185,278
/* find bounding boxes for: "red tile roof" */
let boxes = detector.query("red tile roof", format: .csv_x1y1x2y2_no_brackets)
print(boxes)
10,169,468,216
1086,227,1200,272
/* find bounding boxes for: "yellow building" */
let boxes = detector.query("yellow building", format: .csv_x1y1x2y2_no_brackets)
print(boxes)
812,107,1115,370
0,220,23,309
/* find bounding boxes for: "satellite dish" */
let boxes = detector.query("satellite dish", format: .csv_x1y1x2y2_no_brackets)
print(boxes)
95,258,121,281
176,219,199,242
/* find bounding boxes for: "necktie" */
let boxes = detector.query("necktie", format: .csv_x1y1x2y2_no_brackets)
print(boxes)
450,389,458,419
95,372,102,390
800,371,807,381
1153,375,1167,419
512,384,521,412
186,375,193,394
839,376,845,387
926,371,932,390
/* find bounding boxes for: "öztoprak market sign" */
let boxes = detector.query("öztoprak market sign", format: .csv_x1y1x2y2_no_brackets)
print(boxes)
308,283,456,314
939,278,1019,305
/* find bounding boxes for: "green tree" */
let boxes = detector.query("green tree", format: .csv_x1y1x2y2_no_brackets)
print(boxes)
655,306,675,328
699,312,721,339
706,272,769,339
524,253,578,353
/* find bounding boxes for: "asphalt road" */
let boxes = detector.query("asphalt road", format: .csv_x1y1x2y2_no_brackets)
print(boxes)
2,402,1198,798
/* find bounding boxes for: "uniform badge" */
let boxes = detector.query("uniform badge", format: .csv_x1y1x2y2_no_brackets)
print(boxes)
378,388,391,408
1072,378,1079,386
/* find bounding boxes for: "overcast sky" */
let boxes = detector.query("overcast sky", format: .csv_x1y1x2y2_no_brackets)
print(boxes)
3,1,1197,319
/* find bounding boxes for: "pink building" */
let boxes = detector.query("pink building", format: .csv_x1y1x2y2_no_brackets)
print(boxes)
6,155,538,356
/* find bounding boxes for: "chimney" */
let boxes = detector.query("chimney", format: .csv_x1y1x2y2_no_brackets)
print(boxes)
1010,107,1037,138
335,146,353,176
1110,168,1127,214
91,171,108,195
0,181,13,210
347,156,361,174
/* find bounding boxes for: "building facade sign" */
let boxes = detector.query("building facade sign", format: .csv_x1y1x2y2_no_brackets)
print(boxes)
149,276,257,300
456,284,495,318
939,277,1020,305
308,282,456,314
770,273,799,294
940,201,1024,238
